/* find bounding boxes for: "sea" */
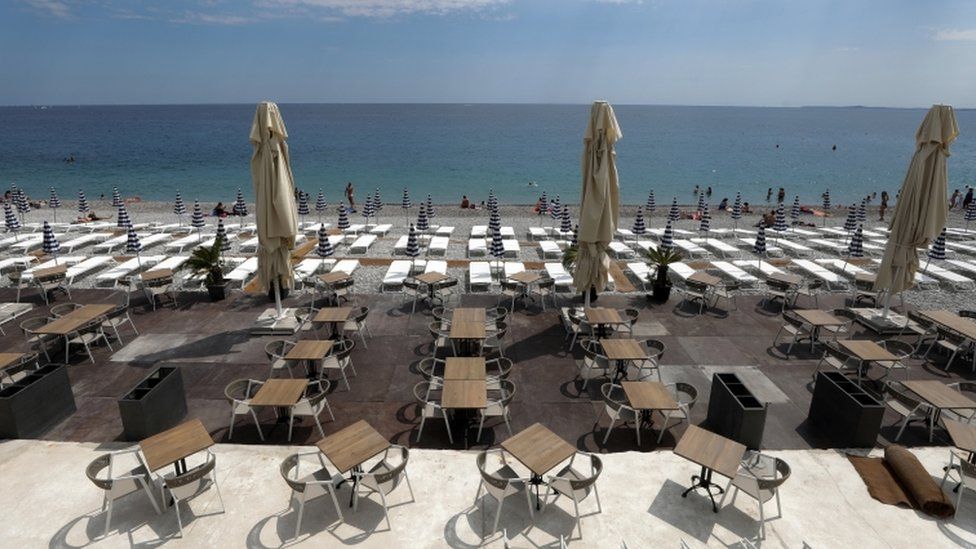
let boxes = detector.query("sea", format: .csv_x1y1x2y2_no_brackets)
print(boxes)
0,104,973,206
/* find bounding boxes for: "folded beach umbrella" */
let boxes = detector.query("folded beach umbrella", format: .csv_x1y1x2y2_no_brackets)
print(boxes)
126,224,143,268
372,189,382,220
699,203,711,238
216,219,231,254
538,191,548,215
843,204,857,233
632,207,646,240
250,101,299,316
78,190,90,216
925,227,947,270
4,202,21,238
401,188,411,226
571,224,579,248
660,219,674,252
965,199,976,232
117,204,131,230
731,192,742,230
668,197,679,222
875,105,958,316
856,198,867,224
487,189,497,212
49,188,61,223
233,188,248,228
191,200,205,241
822,190,831,226
489,225,505,273
488,205,501,234
297,189,310,229
42,221,60,262
416,205,429,232
426,194,436,219
697,192,705,213
754,223,767,269
173,191,187,226
316,223,334,259
561,206,573,234
573,101,620,307
646,190,655,214
773,203,788,237
790,195,801,228
847,225,864,259
361,193,374,224
111,187,122,208
550,195,562,221
315,190,328,223
13,185,29,221
337,203,350,231
405,223,420,269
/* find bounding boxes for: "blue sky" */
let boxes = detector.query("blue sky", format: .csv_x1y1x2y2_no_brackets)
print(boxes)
1,0,975,107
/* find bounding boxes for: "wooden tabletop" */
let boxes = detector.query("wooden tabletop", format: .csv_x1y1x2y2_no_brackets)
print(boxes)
689,272,722,287
35,304,116,335
141,268,173,282
586,307,623,325
444,357,486,380
904,380,976,410
945,419,976,454
674,424,747,479
793,309,845,327
450,321,486,340
317,420,390,474
601,338,646,361
314,307,353,323
509,271,542,284
453,308,486,323
139,418,214,472
415,272,449,285
441,379,487,409
838,340,897,362
622,381,679,411
285,340,333,361
33,264,67,280
918,310,976,341
855,273,877,284
320,271,352,284
0,352,26,370
767,272,802,287
502,423,576,477
250,379,308,407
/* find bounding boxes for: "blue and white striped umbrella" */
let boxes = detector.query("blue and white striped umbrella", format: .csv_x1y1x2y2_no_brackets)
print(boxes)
549,195,561,220
790,196,801,225
696,192,705,212
315,190,328,217
822,190,831,226
843,204,858,232
125,224,142,254
538,192,548,215
111,187,122,208
646,190,655,213
966,200,976,231
173,191,186,225
632,207,647,237
116,204,131,229
42,221,59,258
191,200,205,240
699,203,711,235
416,205,429,232
362,193,375,222
668,197,680,222
401,188,411,210
216,219,231,253
78,190,90,215
660,220,674,251
233,189,248,217
773,203,788,234
372,189,382,217
928,228,947,261
731,192,742,228
337,203,350,231
425,194,435,219
405,224,421,259
487,189,497,211
489,226,505,260
13,185,29,219
316,224,334,258
754,224,767,256
847,225,864,258
856,199,867,224
4,202,21,235
297,190,310,217
560,206,572,234
49,188,61,223
488,205,501,236
571,224,578,247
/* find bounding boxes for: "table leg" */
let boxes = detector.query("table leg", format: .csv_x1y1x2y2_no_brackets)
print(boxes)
681,466,725,513
529,473,544,510
612,360,628,384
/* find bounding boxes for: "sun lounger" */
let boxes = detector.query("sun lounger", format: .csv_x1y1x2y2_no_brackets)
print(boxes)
369,224,392,236
634,240,657,255
814,258,871,278
95,255,166,287
616,228,635,240
62,256,115,285
137,233,172,251
943,241,976,255
294,258,336,280
68,221,115,233
11,234,62,254
151,223,183,233
428,236,449,256
673,239,708,258
734,238,783,257
946,259,976,277
793,259,845,289
868,258,938,289
668,262,695,281
330,259,359,276
165,233,213,253
502,239,521,257
819,227,850,237
393,235,410,255
806,239,849,253
225,257,259,287
468,261,493,291
434,226,454,237
0,257,34,273
425,260,448,274
92,233,132,253
503,261,525,279
918,262,975,290
0,302,33,334
691,238,740,258
539,240,562,259
529,227,548,240
342,223,365,235
787,228,820,237
708,228,735,238
154,255,189,272
544,262,574,289
21,256,84,281
0,234,40,250
467,238,487,257
774,239,813,257
710,261,758,285
349,234,377,254
471,225,488,238
607,241,635,259
381,260,414,290
732,259,785,277
649,227,696,238
239,236,260,254
60,232,112,253
626,262,652,289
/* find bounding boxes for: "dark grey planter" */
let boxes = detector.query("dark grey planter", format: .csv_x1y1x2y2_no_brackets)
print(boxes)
118,366,187,440
0,364,76,438
808,371,884,447
705,373,767,450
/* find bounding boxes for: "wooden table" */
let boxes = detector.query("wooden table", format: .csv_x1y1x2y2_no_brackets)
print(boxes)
767,272,802,287
945,419,976,457
838,340,898,384
36,304,116,364
586,307,623,338
141,268,173,283
285,340,333,377
415,272,449,285
601,338,646,382
904,380,976,411
673,424,747,512
32,264,67,280
250,379,308,407
919,310,976,341
317,419,391,506
622,381,679,411
442,380,486,409
0,352,26,371
139,418,214,474
449,317,486,356
792,309,846,350
320,271,351,285
502,423,576,509
444,357,486,380
313,307,352,338
509,271,542,285
453,308,486,324
689,272,722,288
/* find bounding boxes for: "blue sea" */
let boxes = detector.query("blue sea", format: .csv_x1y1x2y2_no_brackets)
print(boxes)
0,104,972,206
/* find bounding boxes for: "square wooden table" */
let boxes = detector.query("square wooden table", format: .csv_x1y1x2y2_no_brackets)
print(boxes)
585,307,622,326
601,338,647,382
449,321,486,340
32,264,67,280
314,307,353,323
453,308,486,324
317,419,390,474
320,271,351,285
793,309,845,327
838,340,897,362
509,271,542,285
444,357,486,380
250,379,308,407
945,419,976,455
415,272,449,285
141,268,173,282
442,380,487,409
36,303,116,336
919,310,976,341
139,418,214,473
0,352,26,371
285,340,333,361
673,424,747,512
767,272,802,287
689,272,722,288
502,423,575,478
904,380,976,411
855,273,877,285
622,381,679,411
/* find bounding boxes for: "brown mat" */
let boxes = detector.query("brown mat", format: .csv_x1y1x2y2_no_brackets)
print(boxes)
848,445,955,519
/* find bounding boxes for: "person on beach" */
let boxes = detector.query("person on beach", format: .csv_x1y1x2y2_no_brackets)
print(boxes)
212,202,228,217
706,186,712,198
964,187,974,210
718,197,728,210
950,189,961,209
742,202,751,213
693,185,699,196
879,191,889,221
460,195,470,209
766,188,772,202
777,187,785,203
345,182,356,212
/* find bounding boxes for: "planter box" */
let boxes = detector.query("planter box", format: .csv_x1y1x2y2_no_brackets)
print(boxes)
705,373,767,450
808,371,884,447
118,366,187,440
0,364,76,438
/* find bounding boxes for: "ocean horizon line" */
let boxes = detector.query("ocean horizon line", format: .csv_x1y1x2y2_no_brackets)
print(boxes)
1,102,970,110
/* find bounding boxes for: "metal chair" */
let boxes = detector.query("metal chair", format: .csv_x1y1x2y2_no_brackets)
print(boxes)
320,337,356,391
353,445,415,530
101,304,138,345
946,382,976,423
294,308,322,339
280,452,344,539
288,380,335,441
265,339,303,378
791,279,823,308
342,306,371,349
432,278,459,306
34,271,70,305
719,452,791,539
66,318,112,364
413,381,453,444
499,280,524,311
474,449,534,536
773,311,812,355
49,302,83,318
86,447,161,538
402,277,424,314
0,352,39,387
427,321,456,357
820,308,856,341
813,342,859,380
578,340,610,389
675,280,709,314
876,339,914,382
224,378,265,441
925,326,975,373
20,317,55,362
481,321,508,357
762,279,793,311
883,380,936,442
543,452,603,539
532,278,558,310
160,449,224,538
656,382,698,443
485,357,514,390
631,339,665,381
942,450,976,512
711,281,741,311
597,383,640,445
476,379,516,441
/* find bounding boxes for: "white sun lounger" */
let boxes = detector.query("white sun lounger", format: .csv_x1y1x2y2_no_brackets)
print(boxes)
434,226,454,237
165,234,212,253
95,255,165,287
0,257,34,272
529,227,548,241
22,256,84,281
136,233,172,251
467,238,487,257
425,260,448,274
710,261,758,285
503,262,525,279
775,239,813,257
544,262,574,289
381,260,413,290
60,233,113,253
225,257,259,287
539,240,562,259
428,236,449,256
92,233,131,253
735,238,784,257
607,241,635,259
806,239,849,253
331,259,359,276
64,256,116,285
819,227,850,237
634,240,657,254
154,255,189,272
0,234,41,250
239,237,260,254
616,228,635,240
732,259,785,277
649,227,695,238
502,239,521,257
868,258,938,289
815,258,871,278
673,239,708,258
349,234,377,254
944,241,976,255
626,262,651,290
294,258,336,280
151,223,183,233
691,238,740,258
668,263,695,281
946,259,976,277
11,234,63,254
393,235,410,255
468,261,493,291
342,223,365,235
793,259,845,289
68,221,115,234
471,226,488,238
369,224,392,236
918,263,975,290
787,228,820,237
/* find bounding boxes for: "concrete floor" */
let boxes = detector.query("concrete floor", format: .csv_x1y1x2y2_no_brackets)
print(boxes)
1,439,970,548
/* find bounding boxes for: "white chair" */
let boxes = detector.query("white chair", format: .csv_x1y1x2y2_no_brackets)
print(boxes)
86,448,161,538
656,382,698,443
280,452,344,539
353,445,415,530
321,337,357,391
941,450,976,512
476,379,516,442
597,383,641,445
224,378,265,441
773,311,813,355
342,306,371,349
288,380,335,442
884,380,936,442
719,452,791,540
160,449,224,538
265,340,303,378
543,452,603,540
475,449,534,536
413,381,453,444
67,319,113,364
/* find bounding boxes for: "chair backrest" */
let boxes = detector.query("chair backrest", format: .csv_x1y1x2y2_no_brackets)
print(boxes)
372,445,409,485
582,339,606,362
486,357,513,379
884,381,927,411
265,339,294,361
782,311,804,329
822,342,853,363
756,457,792,491
486,307,508,324
937,326,967,344
537,278,555,290
428,321,449,339
279,453,308,493
437,278,459,290
906,311,933,329
960,455,976,480
50,303,83,318
806,279,824,291
880,339,914,359
477,450,513,491
431,307,450,324
413,381,438,405
164,453,216,489
85,454,114,491
600,383,628,412
354,306,369,323
333,336,356,359
403,277,421,291
950,381,976,395
490,322,508,341
623,308,639,325
224,378,261,403
670,382,699,409
641,339,666,360
959,310,976,320
20,316,50,334
501,280,520,292
831,308,857,322
304,380,331,408
566,453,602,491
418,357,444,382
494,379,517,407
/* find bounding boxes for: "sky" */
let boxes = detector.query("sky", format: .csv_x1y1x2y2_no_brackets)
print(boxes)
1,0,975,107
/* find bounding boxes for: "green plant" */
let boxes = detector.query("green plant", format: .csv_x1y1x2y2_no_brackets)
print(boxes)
562,245,578,269
183,239,225,286
645,247,683,286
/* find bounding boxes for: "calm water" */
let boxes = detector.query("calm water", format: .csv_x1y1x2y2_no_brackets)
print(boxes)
0,104,972,206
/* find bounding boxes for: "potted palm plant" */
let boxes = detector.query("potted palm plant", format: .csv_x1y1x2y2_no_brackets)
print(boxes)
183,240,227,301
645,247,683,303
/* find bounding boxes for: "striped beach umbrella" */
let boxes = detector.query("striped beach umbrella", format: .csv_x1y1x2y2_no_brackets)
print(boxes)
216,219,231,254
790,195,801,227
173,191,186,226
965,200,976,232
822,190,831,226
660,220,674,252
372,189,382,220
843,204,857,233
538,191,548,215
416,205,429,232
632,207,647,239
571,224,578,247
773,203,788,236
754,223,767,269
111,187,122,208
42,221,60,261
297,190,310,228
315,190,328,223
316,224,334,259
489,225,505,272
116,204,131,229
405,223,421,270
13,185,29,221
362,193,374,224
191,200,205,241
699,203,711,237
233,189,248,228
927,227,947,262
337,203,350,231
549,195,561,221
646,190,655,213
856,199,867,224
126,224,143,267
49,188,61,223
4,202,21,238
731,193,742,230
401,188,411,226
560,206,573,234
487,189,497,212
696,192,705,213
78,190,90,216
847,225,864,258
425,194,435,219
488,204,501,235
668,197,680,222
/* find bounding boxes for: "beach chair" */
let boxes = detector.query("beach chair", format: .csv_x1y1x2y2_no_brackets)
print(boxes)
539,240,562,259
616,228,635,241
468,261,493,291
428,236,449,256
294,258,334,279
166,234,214,253
471,225,488,238
137,233,172,250
868,258,939,289
946,259,976,278
792,259,845,290
70,221,116,234
544,262,575,290
500,227,516,238
349,234,377,254
711,261,759,286
95,256,163,287
708,228,735,239
225,257,260,288
775,239,813,257
64,256,116,285
151,223,182,233
382,260,414,291
60,233,113,253
819,227,849,237
467,238,487,257
11,234,60,254
154,255,190,273
944,241,976,256
626,262,652,290
369,224,392,236
691,238,740,258
0,234,38,251
787,227,820,238
919,263,975,290
608,241,635,259
503,262,525,280
21,256,84,283
668,263,695,281
392,235,410,255
434,226,454,236
736,238,783,257
424,260,448,275
238,236,260,254
499,239,518,257
634,240,658,255
92,233,131,253
529,227,548,241
732,260,785,277
806,239,848,254
342,223,365,235
331,259,359,276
